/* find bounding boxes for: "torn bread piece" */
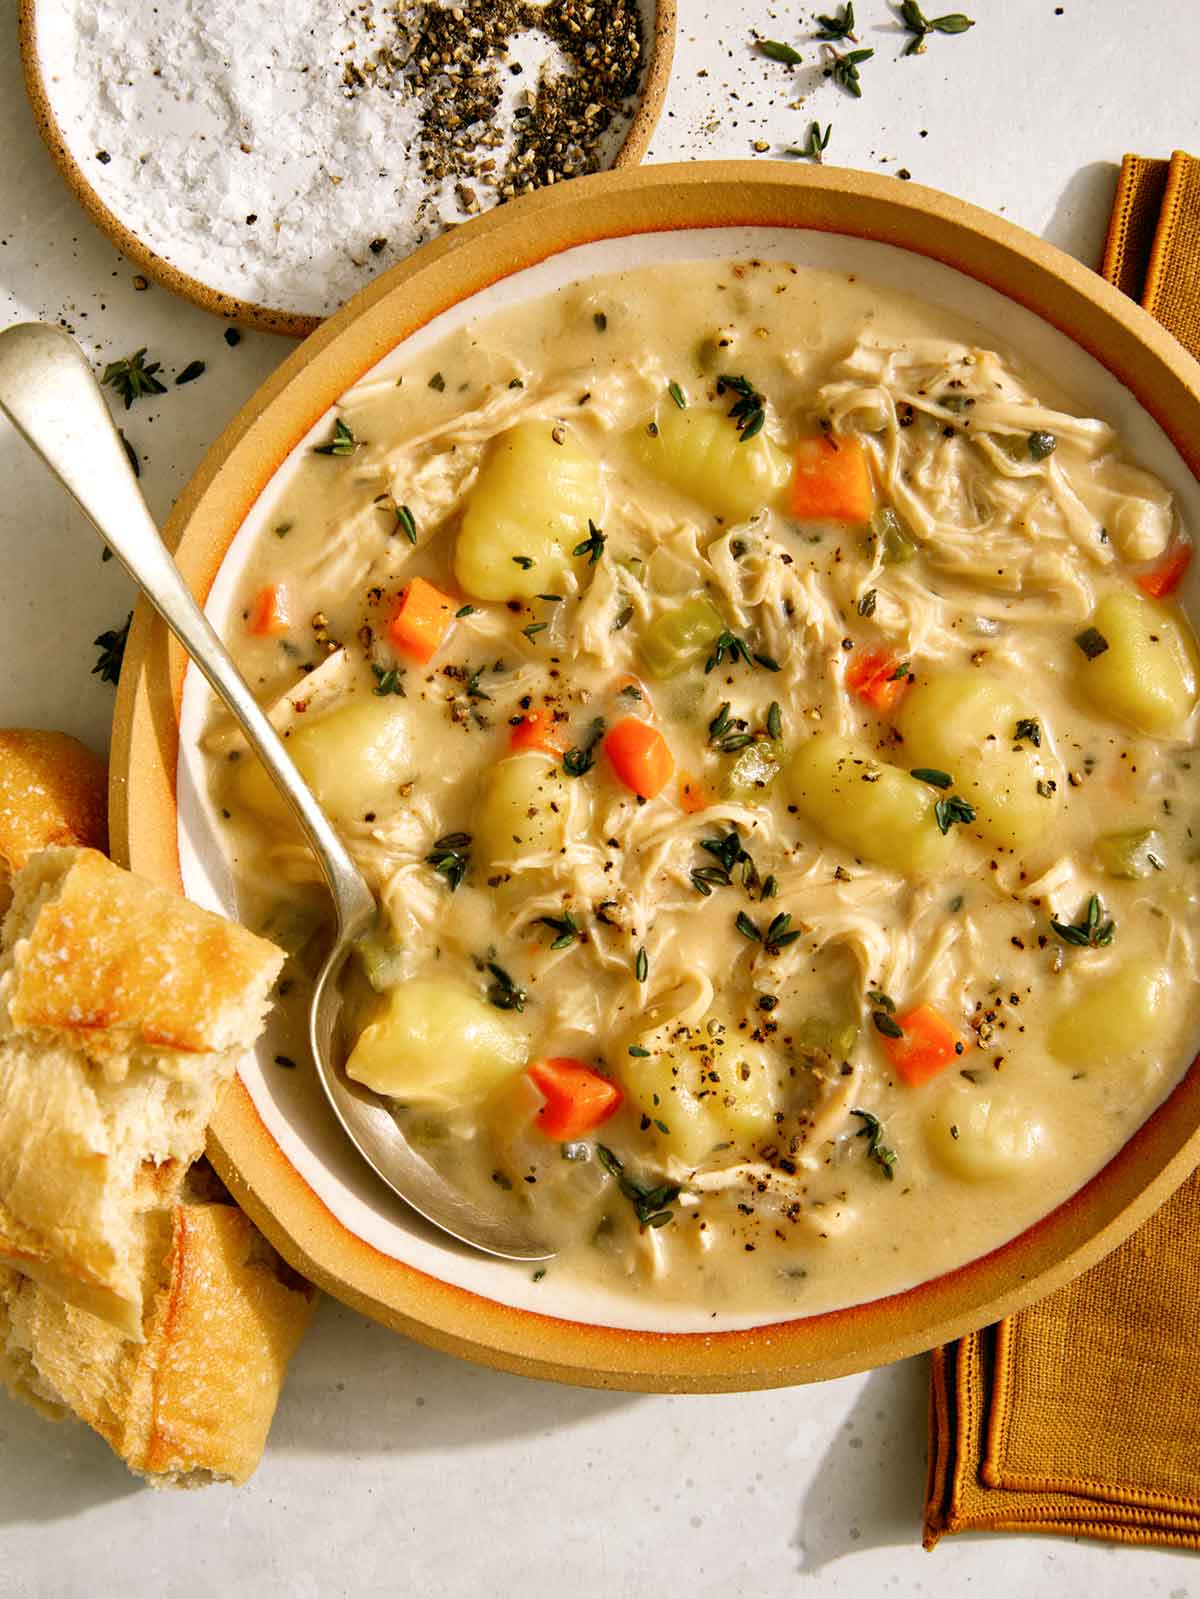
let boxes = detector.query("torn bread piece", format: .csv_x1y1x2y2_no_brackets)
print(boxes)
0,848,284,1337
0,1190,316,1486
0,729,107,916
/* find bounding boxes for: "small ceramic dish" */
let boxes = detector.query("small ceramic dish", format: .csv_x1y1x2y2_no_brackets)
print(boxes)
113,163,1200,1391
18,0,676,337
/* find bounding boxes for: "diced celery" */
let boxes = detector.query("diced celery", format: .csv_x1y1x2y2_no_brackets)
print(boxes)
1095,827,1167,879
354,928,408,992
796,1017,859,1059
639,597,725,679
869,506,918,564
726,738,783,797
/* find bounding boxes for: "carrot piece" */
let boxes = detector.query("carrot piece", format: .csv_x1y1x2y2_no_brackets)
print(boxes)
846,648,910,713
527,1057,623,1141
386,576,456,664
248,583,291,636
508,709,563,756
603,717,675,799
882,1003,966,1087
1136,542,1193,599
790,435,874,523
679,773,713,814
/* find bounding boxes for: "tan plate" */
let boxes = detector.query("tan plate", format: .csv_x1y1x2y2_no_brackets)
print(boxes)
112,163,1200,1392
17,0,676,338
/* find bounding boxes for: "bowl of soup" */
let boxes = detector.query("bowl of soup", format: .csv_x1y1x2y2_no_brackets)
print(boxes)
112,163,1200,1390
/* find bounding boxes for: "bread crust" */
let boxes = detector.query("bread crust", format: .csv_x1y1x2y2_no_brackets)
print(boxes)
0,849,285,1336
0,730,107,916
5,848,283,1060
0,1202,316,1485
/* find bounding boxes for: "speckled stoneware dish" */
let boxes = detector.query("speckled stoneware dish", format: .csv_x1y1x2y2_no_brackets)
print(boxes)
18,0,676,337
112,164,1200,1391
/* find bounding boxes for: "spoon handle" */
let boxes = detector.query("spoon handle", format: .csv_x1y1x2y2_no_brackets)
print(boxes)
0,322,375,935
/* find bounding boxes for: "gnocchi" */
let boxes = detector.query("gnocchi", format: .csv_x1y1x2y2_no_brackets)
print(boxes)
788,735,954,875
1075,590,1199,737
1048,958,1172,1069
620,1015,779,1167
454,420,602,601
476,752,570,867
230,697,413,826
629,405,792,522
926,1093,1048,1182
897,670,1059,851
345,978,527,1106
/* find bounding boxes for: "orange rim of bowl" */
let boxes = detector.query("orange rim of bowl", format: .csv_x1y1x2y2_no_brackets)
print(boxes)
16,0,677,339
111,162,1200,1391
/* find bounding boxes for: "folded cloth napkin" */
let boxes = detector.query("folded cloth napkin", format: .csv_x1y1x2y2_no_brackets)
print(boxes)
924,149,1200,1552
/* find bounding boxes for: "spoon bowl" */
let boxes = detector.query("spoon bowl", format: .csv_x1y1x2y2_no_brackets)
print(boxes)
0,320,552,1265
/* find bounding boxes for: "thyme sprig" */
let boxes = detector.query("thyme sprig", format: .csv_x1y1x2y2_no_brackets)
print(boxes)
851,1108,897,1180
824,44,874,96
934,793,976,835
1050,893,1115,950
699,825,758,891
425,832,471,891
596,1145,680,1228
101,348,166,409
563,716,607,776
705,630,779,674
898,1,974,54
313,418,359,456
92,612,131,684
716,373,766,442
572,519,607,565
537,910,584,951
735,909,803,956
371,663,407,697
793,121,833,163
815,3,857,40
486,961,527,1012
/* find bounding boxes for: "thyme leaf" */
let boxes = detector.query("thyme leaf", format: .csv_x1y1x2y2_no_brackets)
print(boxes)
825,44,874,96
425,832,471,891
1050,893,1115,949
92,612,131,684
563,716,606,776
1074,626,1109,660
371,663,407,697
898,1,974,54
756,38,803,65
815,3,856,39
668,379,687,409
175,359,206,385
101,348,166,409
572,519,607,565
851,1108,897,1180
715,372,766,442
313,418,359,456
595,1144,680,1228
911,767,953,789
486,961,527,1012
934,793,977,835
394,504,418,544
537,911,583,951
1028,429,1058,461
1014,717,1041,746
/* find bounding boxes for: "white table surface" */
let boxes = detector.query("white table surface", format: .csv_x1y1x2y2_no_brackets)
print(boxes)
2,3,1199,1595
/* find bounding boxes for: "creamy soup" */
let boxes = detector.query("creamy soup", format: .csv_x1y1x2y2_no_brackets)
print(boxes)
204,260,1200,1317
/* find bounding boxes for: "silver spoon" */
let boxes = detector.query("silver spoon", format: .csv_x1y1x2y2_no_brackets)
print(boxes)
0,321,551,1263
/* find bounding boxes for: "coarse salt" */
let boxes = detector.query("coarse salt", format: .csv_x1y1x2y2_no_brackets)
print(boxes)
39,0,643,319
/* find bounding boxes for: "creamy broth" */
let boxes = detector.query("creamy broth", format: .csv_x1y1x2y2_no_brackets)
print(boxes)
204,260,1200,1318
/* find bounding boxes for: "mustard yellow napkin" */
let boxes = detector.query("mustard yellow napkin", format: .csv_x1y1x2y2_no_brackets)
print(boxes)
925,150,1200,1551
